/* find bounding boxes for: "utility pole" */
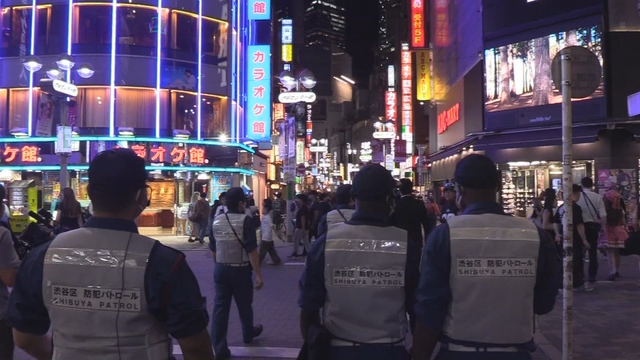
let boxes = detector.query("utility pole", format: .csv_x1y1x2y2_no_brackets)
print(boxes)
560,47,573,360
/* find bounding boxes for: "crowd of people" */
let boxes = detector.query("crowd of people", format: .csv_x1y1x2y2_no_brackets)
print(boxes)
6,149,637,359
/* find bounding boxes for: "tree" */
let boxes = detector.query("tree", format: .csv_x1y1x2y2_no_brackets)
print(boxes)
509,45,517,96
499,46,510,105
532,36,552,106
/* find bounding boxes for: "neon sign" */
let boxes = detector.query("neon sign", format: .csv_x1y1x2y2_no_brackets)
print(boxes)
248,0,271,20
246,45,272,142
411,0,425,48
189,147,206,164
2,145,41,163
401,50,413,136
437,103,460,134
385,91,397,121
150,146,166,163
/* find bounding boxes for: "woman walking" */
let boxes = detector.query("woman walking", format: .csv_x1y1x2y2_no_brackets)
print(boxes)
188,192,209,244
599,183,629,280
55,188,83,232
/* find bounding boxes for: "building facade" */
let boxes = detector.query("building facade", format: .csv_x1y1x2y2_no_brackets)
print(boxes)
0,0,264,235
303,0,346,50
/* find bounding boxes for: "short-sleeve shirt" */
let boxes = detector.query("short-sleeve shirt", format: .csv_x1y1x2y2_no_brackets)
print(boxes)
0,226,20,319
7,217,209,339
296,205,310,230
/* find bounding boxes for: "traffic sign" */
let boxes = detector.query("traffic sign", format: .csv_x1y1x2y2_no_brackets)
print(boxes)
297,163,306,174
551,46,601,99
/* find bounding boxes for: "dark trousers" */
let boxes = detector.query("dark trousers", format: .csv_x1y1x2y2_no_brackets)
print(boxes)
328,345,411,360
435,350,533,360
0,319,13,360
584,222,600,281
259,241,281,264
573,238,585,288
211,264,255,357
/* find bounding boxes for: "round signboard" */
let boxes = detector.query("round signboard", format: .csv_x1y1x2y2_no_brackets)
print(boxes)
551,46,602,99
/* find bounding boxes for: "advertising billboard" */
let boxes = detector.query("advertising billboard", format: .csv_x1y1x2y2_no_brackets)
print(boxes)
385,91,397,121
484,25,603,113
401,50,413,137
246,45,272,142
248,0,271,20
411,0,425,48
416,50,430,101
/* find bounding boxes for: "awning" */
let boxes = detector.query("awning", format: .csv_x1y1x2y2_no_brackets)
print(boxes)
429,136,478,162
472,125,606,151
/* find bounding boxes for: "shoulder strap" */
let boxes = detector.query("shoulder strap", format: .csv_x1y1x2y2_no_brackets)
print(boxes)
224,213,248,252
336,208,348,222
581,190,600,221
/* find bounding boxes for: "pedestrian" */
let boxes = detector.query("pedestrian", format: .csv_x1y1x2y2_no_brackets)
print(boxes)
187,192,202,242
542,188,557,253
576,177,607,283
554,184,593,292
290,193,311,258
214,191,228,217
391,178,432,248
599,182,629,281
412,154,559,360
7,148,214,359
259,200,281,265
0,184,19,360
298,164,420,360
440,181,459,223
210,187,264,360
55,187,83,232
425,195,440,231
316,184,355,238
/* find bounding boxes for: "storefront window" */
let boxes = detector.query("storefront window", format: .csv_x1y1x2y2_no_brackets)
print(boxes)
33,5,68,56
202,18,227,65
8,89,36,131
73,5,111,53
169,12,197,62
171,91,196,133
77,88,110,128
116,88,163,129
0,8,33,57
202,95,229,138
116,6,168,56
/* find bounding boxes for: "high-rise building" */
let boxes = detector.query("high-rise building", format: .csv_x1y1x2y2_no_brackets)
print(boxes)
304,0,347,50
377,0,405,68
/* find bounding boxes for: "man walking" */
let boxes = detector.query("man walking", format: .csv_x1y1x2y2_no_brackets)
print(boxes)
210,187,264,360
391,179,432,249
576,177,607,283
413,154,558,360
298,164,420,359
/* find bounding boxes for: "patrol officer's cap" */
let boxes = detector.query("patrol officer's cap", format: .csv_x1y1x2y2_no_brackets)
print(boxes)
454,154,500,190
335,184,353,203
226,187,246,203
351,164,396,201
89,148,148,193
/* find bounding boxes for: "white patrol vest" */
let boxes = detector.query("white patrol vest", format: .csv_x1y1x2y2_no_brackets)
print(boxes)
43,228,171,360
212,213,249,264
444,214,540,345
325,208,355,228
323,223,408,344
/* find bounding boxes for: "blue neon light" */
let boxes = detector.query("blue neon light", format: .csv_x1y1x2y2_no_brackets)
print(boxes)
66,0,74,82
196,0,203,140
155,0,162,138
0,165,254,175
109,0,117,137
247,0,271,21
245,45,271,143
27,0,37,137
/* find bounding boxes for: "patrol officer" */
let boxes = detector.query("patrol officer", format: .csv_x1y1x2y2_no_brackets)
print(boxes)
413,154,559,360
210,187,264,360
7,148,214,360
298,164,420,360
440,181,459,223
316,184,355,237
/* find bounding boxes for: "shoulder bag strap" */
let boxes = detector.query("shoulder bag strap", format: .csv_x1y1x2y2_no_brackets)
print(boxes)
581,190,600,221
336,208,348,222
224,213,248,254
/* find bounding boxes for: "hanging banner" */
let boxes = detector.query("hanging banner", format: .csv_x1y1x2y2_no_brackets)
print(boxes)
435,0,451,47
416,50,431,101
385,91,397,121
35,94,55,137
401,49,413,136
410,0,425,48
246,45,272,142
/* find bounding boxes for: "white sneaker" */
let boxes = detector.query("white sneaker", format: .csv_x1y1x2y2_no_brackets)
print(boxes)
577,283,594,292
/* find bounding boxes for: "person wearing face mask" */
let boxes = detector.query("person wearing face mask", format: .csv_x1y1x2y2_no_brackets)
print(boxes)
6,148,215,360
412,154,559,360
298,164,420,360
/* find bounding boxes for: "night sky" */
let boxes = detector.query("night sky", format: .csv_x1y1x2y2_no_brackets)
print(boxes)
345,0,379,88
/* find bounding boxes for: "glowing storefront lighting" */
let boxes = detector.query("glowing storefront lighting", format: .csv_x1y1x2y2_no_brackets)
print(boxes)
28,0,37,136
109,0,118,137
155,0,163,138
197,0,203,140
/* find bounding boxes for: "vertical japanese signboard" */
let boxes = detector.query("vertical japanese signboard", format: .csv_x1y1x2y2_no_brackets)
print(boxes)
411,0,425,48
385,91,397,121
248,0,271,20
246,45,272,142
416,50,431,101
401,50,413,139
434,0,450,47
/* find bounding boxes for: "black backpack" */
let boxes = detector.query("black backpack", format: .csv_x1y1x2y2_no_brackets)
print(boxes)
0,221,27,260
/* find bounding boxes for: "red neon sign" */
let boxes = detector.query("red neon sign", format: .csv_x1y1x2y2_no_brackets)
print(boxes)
437,103,460,134
189,147,206,164
385,91,397,121
170,147,186,163
435,0,451,47
150,146,166,163
401,50,413,134
411,0,425,48
2,145,40,163
131,144,147,159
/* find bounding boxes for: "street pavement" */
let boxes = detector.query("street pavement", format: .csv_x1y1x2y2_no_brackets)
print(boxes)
14,234,639,359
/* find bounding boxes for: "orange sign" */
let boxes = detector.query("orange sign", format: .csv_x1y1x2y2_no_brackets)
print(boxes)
2,145,40,163
273,103,285,122
435,0,450,47
150,146,166,163
170,147,186,163
189,147,206,164
411,0,425,48
437,103,460,134
416,50,431,101
131,144,147,159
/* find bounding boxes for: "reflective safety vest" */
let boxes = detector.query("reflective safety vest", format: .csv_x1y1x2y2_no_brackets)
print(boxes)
323,223,408,344
444,214,540,345
325,208,355,228
43,228,171,360
212,213,249,264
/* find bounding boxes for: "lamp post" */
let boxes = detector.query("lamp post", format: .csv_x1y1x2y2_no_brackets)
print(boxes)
23,55,94,189
278,69,316,241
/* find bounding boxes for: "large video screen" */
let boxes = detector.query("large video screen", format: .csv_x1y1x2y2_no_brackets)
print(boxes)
485,25,603,112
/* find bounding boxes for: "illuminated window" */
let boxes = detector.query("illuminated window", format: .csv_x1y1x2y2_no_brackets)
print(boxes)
171,91,197,133
116,88,163,129
73,5,112,53
77,88,111,128
35,5,69,56
170,12,197,62
202,18,228,65
0,8,33,57
8,89,37,131
202,95,229,138
116,6,168,55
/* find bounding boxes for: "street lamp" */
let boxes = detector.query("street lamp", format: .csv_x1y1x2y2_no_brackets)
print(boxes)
22,54,94,189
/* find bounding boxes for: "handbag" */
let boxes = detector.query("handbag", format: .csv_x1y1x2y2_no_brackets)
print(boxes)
621,230,640,256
